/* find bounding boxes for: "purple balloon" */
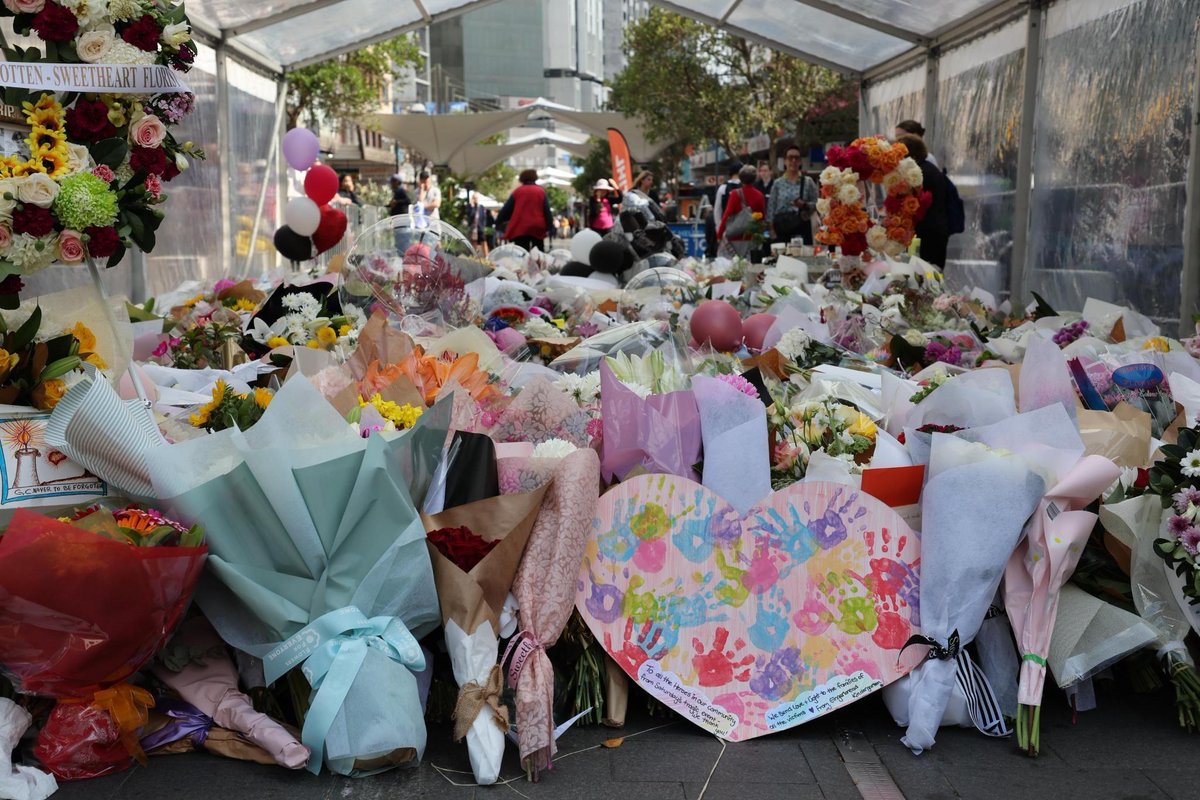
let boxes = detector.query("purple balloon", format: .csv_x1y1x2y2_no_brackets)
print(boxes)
282,128,319,171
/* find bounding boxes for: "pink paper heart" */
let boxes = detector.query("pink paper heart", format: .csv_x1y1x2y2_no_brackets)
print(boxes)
576,476,923,741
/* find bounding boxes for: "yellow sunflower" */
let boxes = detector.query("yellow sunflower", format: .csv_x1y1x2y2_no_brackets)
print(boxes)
22,95,61,128
28,125,66,152
253,387,273,410
33,147,69,179
11,160,46,177
189,380,228,427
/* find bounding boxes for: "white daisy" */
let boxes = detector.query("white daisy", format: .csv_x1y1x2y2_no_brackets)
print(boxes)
1183,450,1200,478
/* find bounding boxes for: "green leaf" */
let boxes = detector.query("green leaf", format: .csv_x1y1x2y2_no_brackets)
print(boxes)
90,138,129,169
10,306,40,352
106,243,127,269
0,293,17,312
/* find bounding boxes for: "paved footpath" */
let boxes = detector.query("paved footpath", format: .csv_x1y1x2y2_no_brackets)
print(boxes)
54,682,1195,800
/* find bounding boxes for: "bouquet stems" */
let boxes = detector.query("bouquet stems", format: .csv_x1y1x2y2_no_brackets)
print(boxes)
567,642,605,726
1016,703,1041,756
1166,653,1200,732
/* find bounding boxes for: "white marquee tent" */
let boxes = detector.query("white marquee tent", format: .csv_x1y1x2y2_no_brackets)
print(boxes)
22,0,1199,331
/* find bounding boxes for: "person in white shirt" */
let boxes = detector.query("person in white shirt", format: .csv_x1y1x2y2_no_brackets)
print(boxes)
894,120,939,167
417,171,442,220
712,160,744,230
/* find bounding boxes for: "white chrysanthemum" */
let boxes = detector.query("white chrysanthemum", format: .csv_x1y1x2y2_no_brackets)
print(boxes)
903,329,928,347
105,39,157,65
282,292,321,318
836,183,860,205
775,328,812,360
1183,450,1200,478
866,225,889,252
531,438,578,459
819,166,841,186
107,0,142,20
520,316,562,339
62,0,109,29
621,381,652,399
7,233,55,272
814,197,831,217
555,372,600,403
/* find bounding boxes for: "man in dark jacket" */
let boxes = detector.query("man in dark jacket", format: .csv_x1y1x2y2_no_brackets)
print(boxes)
896,134,950,267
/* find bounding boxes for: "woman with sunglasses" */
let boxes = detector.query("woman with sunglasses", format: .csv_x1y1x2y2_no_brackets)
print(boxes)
767,144,818,245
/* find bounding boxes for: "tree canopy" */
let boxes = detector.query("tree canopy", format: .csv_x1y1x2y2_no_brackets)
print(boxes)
608,8,845,160
286,36,424,129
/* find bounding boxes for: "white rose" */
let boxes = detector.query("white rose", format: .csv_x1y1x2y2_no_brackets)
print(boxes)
65,143,93,175
76,26,115,63
815,198,831,217
17,173,59,208
0,179,18,217
161,21,190,47
819,166,841,186
867,226,888,251
840,170,860,185
836,183,860,205
882,171,904,192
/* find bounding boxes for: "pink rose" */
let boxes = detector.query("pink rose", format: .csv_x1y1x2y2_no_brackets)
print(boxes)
57,229,84,264
129,114,167,149
3,0,45,13
0,225,11,253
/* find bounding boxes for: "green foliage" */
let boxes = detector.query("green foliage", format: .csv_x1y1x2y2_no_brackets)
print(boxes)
608,8,843,160
544,185,570,215
286,36,424,128
572,138,611,196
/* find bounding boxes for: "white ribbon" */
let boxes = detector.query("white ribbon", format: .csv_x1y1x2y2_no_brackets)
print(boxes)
0,62,189,94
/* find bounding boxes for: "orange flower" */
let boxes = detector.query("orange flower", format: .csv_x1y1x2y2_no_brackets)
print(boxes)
887,226,908,242
361,359,404,396
901,196,921,216
398,346,499,406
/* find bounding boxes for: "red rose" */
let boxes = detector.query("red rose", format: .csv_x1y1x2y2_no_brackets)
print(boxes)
130,146,168,176
84,226,120,259
66,99,116,143
31,2,79,43
121,14,161,52
0,274,24,297
1135,468,1150,489
841,231,868,257
12,205,55,237
427,526,497,572
161,158,181,182
847,148,872,176
825,145,846,169
883,194,903,214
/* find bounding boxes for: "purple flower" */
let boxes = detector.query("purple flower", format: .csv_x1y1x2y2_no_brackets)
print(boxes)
1182,526,1200,556
1174,487,1200,514
924,340,962,366
716,373,759,399
1169,514,1192,536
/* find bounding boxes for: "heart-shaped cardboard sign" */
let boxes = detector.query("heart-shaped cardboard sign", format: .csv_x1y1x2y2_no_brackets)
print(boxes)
576,476,922,741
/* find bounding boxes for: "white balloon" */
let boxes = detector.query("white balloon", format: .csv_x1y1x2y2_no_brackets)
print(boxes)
569,229,602,264
285,197,321,236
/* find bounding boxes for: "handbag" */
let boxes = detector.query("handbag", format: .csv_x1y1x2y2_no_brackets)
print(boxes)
722,189,754,239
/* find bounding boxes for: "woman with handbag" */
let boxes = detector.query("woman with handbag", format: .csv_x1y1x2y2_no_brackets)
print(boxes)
717,164,766,259
768,144,819,245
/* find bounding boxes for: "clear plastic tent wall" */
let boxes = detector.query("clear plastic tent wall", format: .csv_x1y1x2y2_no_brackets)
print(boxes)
1024,0,1199,323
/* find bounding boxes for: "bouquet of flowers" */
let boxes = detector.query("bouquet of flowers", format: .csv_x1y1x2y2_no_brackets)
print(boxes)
0,305,105,409
187,379,273,432
816,137,930,259
0,0,204,285
768,397,877,489
0,504,207,779
1152,424,1200,617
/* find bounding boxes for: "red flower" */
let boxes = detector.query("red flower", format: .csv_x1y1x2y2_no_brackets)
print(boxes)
130,146,168,176
841,231,868,257
883,194,904,214
84,226,120,259
918,190,933,211
825,145,846,168
0,274,24,297
161,158,181,182
121,14,162,52
171,44,195,73
66,99,116,143
427,526,497,572
915,423,964,435
12,205,55,237
1135,468,1150,489
31,2,79,43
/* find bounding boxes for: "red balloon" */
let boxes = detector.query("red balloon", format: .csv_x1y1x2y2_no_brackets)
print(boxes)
742,313,777,352
312,204,347,254
689,300,744,352
304,165,339,205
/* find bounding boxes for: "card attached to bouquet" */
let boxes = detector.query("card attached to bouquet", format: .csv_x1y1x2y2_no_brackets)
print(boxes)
576,476,923,742
0,410,106,508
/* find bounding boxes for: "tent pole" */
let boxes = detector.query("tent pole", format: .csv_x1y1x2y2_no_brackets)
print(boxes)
1178,28,1200,335
1008,3,1044,307
244,77,288,275
923,47,938,157
216,42,234,279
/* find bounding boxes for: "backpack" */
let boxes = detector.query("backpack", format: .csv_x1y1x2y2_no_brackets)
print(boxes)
943,169,965,235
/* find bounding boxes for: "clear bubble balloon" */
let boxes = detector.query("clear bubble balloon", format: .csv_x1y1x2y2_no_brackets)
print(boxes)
341,214,483,326
618,266,700,322
489,243,528,263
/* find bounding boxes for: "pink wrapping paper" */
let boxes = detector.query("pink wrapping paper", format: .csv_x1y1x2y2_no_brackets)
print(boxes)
1003,455,1121,706
151,618,309,769
599,362,701,483
489,378,590,447
509,449,600,774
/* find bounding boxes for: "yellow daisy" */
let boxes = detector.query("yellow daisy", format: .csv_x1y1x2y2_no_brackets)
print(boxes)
231,298,257,313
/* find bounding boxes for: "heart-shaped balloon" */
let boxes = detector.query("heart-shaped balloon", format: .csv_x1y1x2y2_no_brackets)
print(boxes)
312,204,347,254
576,476,922,741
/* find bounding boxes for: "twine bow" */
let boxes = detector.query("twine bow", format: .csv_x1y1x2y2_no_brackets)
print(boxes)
899,629,961,663
451,664,508,742
92,683,155,765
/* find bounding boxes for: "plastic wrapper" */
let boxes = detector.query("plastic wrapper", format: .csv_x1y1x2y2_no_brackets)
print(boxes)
0,510,207,779
599,362,701,483
0,698,56,799
548,320,682,376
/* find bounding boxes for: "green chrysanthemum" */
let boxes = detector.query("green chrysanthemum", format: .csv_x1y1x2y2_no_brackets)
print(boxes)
53,173,119,231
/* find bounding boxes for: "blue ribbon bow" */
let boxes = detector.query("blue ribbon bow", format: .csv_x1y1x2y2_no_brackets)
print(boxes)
263,606,424,775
